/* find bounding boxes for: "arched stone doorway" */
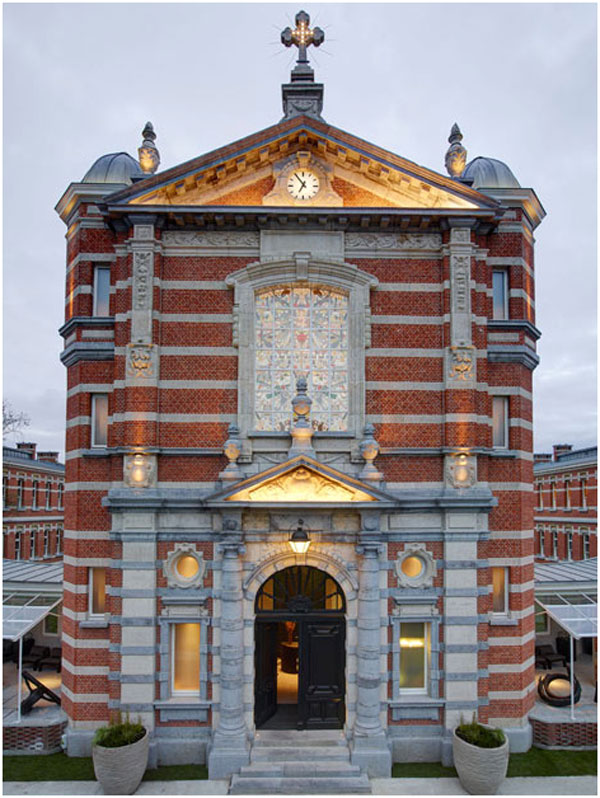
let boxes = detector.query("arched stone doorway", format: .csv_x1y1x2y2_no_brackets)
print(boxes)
254,565,346,731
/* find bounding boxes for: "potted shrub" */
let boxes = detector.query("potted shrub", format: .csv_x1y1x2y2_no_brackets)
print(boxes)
452,713,509,795
92,714,149,795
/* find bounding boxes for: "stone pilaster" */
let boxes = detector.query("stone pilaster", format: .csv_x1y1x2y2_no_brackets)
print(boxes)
208,519,249,779
350,511,391,777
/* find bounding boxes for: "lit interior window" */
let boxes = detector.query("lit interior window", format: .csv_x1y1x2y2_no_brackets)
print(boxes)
492,397,508,448
492,270,508,320
92,394,109,447
173,623,200,693
90,567,106,615
399,622,429,690
176,554,200,580
401,556,424,579
491,567,507,613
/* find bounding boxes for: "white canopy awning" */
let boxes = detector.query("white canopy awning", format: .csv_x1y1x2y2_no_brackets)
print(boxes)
535,591,597,640
2,593,62,642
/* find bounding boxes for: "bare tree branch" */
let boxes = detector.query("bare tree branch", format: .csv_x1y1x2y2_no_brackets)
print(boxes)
3,400,31,438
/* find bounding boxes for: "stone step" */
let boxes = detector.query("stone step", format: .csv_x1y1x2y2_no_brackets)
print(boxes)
253,730,347,747
251,745,350,762
238,760,364,778
229,774,372,794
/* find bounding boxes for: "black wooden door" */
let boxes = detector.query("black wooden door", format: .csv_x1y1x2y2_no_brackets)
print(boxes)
254,621,278,727
299,619,345,729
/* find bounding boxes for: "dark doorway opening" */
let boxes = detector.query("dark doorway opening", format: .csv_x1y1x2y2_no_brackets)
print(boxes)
254,566,346,731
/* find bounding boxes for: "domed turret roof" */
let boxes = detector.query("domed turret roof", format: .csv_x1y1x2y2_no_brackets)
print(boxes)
82,152,143,184
463,156,520,189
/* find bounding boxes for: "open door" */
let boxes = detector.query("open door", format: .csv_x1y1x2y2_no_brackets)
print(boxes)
254,621,278,727
300,619,345,729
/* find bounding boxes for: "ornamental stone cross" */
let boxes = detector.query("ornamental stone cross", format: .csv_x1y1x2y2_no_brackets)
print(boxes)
281,10,324,64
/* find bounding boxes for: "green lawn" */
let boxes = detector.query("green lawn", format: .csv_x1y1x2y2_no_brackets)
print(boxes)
2,753,208,782
392,748,597,778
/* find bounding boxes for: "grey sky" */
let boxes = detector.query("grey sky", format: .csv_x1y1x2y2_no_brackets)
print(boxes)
3,2,597,459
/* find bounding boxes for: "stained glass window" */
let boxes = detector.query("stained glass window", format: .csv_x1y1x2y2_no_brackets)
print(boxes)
254,286,349,431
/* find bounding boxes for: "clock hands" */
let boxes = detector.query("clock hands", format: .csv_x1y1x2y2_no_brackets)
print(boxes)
294,172,308,191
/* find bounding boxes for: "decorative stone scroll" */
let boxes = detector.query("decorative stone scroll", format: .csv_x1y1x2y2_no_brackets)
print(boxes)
123,453,157,489
345,232,442,251
162,231,259,248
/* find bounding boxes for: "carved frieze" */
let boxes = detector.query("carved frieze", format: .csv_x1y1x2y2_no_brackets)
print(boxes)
227,466,376,503
162,231,259,248
450,227,471,245
345,232,442,251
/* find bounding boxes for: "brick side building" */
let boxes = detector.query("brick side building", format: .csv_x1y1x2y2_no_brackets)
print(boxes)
3,443,64,562
55,16,544,777
534,444,597,562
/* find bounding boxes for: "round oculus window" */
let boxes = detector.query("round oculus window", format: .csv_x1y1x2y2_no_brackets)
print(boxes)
176,554,200,580
401,555,425,579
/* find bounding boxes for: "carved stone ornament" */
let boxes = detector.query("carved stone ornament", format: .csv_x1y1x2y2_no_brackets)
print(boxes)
161,231,259,248
228,466,376,503
221,423,243,481
345,232,442,251
123,453,157,489
447,345,476,386
133,224,154,241
452,254,470,315
127,343,156,378
133,251,153,311
163,543,206,589
445,123,467,179
263,151,343,207
395,543,436,589
359,423,382,482
445,452,477,489
450,227,471,245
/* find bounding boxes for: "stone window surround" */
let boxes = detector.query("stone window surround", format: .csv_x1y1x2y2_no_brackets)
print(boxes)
226,256,378,454
390,603,441,720
156,607,210,722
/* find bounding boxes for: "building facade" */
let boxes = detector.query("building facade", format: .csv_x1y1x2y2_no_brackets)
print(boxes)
3,443,64,562
534,444,597,562
55,16,544,776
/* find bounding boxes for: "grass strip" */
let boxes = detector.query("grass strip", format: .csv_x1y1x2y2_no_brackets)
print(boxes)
392,748,597,778
3,753,208,782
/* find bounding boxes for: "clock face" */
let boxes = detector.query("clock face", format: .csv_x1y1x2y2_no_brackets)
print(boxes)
287,170,320,200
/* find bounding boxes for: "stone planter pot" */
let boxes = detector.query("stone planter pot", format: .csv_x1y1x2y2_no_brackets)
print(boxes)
92,728,149,795
452,727,509,795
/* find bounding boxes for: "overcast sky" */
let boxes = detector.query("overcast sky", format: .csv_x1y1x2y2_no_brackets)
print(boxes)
3,2,597,460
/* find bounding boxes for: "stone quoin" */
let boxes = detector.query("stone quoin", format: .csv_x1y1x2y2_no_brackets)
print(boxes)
55,9,545,779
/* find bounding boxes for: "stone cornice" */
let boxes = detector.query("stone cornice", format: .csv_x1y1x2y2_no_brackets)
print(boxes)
59,316,115,339
488,319,542,341
488,345,540,371
60,341,115,367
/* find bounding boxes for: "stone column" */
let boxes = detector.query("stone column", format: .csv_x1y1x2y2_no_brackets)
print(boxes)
351,512,391,777
208,528,249,779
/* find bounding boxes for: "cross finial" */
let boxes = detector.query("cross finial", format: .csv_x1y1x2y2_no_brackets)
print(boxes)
281,10,324,65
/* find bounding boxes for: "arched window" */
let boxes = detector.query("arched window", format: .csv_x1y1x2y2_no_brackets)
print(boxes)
256,566,345,614
254,285,349,432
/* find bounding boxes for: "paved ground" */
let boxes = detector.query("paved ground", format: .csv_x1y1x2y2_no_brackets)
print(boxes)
3,776,597,795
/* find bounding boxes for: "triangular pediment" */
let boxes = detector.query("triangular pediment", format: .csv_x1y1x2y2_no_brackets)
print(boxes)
107,117,498,213
208,455,395,505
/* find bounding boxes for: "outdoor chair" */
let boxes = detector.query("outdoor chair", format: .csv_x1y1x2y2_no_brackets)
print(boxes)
21,644,50,669
20,670,61,715
35,647,62,672
535,644,567,670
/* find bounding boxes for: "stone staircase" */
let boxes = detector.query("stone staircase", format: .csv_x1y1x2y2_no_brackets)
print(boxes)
228,729,371,794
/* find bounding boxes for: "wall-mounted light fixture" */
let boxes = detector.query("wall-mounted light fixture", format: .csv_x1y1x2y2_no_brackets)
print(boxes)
289,519,311,554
